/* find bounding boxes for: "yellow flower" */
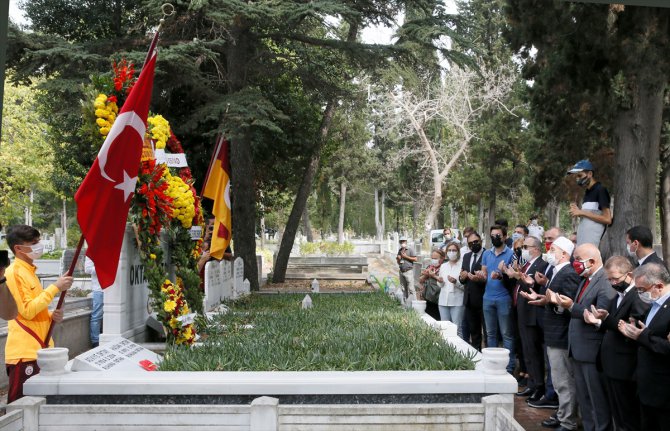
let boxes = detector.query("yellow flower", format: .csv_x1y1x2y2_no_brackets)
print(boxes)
164,300,177,313
149,253,156,260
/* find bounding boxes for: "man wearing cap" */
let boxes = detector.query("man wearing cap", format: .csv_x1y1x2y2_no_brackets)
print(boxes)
521,236,580,431
567,160,612,247
396,237,418,302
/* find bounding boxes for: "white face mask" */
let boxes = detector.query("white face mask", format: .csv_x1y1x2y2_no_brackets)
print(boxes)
521,249,531,262
531,219,538,225
627,243,637,258
447,251,458,261
430,258,440,266
638,289,655,304
545,252,558,267
22,243,44,260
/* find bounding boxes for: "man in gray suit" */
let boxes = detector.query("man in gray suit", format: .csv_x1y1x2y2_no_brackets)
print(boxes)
553,243,616,431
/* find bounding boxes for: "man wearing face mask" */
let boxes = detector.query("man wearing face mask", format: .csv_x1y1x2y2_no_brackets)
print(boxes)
502,235,549,404
479,225,516,373
618,263,670,431
4,225,73,403
552,243,616,431
528,215,544,241
567,160,612,248
625,225,665,268
521,237,580,430
583,256,649,431
460,232,487,350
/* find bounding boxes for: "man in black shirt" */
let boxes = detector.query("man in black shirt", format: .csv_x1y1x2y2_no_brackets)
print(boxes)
567,160,612,247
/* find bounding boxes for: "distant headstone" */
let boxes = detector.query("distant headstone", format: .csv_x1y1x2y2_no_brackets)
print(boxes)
71,338,161,372
311,278,320,293
302,294,313,309
60,248,88,277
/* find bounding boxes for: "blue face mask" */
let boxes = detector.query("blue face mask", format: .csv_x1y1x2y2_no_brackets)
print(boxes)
512,232,523,242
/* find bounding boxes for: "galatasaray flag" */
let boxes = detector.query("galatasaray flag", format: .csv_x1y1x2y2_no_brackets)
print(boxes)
202,136,232,259
75,46,157,288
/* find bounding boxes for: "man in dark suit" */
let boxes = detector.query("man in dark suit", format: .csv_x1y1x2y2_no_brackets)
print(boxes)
553,243,616,431
626,225,665,268
502,235,548,402
521,236,580,431
459,232,486,350
619,263,670,431
584,256,650,431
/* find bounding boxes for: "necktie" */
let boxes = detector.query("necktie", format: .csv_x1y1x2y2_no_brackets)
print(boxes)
514,261,532,305
576,278,590,303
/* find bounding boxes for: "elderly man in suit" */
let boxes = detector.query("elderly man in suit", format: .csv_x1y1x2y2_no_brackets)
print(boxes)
625,225,665,268
502,235,548,402
584,256,649,431
553,243,616,431
619,263,670,431
521,236,580,431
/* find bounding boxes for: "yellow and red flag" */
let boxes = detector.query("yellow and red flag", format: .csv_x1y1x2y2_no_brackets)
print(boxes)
202,136,232,259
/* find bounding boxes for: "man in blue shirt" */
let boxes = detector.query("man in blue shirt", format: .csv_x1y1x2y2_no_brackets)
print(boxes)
477,225,516,373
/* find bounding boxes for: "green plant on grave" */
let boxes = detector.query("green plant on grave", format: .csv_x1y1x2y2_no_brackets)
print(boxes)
370,275,399,293
170,226,204,315
159,292,475,372
299,241,355,256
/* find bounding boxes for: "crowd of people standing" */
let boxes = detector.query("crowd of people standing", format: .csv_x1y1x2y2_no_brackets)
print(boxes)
399,160,670,431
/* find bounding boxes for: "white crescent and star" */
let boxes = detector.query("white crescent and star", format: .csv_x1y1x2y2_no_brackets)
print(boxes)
96,110,146,201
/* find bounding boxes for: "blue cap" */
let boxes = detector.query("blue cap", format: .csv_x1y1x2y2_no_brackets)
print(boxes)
567,159,594,174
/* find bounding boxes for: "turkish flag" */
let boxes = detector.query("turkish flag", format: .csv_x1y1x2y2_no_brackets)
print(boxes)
75,50,157,289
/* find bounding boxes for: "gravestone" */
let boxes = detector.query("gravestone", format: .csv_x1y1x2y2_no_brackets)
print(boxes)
60,248,88,277
71,337,161,372
233,258,245,297
100,225,171,343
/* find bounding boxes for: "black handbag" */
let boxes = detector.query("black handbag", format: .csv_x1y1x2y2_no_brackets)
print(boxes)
423,276,441,304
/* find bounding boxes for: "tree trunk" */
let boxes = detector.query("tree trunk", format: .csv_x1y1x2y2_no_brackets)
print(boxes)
302,206,314,242
412,200,419,240
381,190,386,241
425,177,442,237
374,188,383,241
486,188,496,236
272,101,337,282
338,181,347,244
477,197,485,235
660,125,670,260
603,78,665,259
25,188,34,226
61,199,68,248
227,20,259,291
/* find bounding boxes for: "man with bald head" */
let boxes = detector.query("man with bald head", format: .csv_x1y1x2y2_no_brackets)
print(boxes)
553,243,616,431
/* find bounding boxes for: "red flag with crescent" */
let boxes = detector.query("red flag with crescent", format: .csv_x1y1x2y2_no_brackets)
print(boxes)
75,50,157,289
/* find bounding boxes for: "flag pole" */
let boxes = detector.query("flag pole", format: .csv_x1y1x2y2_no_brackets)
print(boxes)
44,4,174,347
44,235,85,345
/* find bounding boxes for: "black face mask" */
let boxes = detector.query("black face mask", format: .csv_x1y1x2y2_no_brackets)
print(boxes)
611,281,629,293
514,247,522,259
470,243,482,254
577,176,589,187
491,236,504,248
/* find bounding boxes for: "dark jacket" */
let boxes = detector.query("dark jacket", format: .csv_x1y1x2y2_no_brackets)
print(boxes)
513,256,549,327
460,251,485,308
639,251,666,269
598,288,650,380
542,264,580,349
569,268,617,363
636,295,670,408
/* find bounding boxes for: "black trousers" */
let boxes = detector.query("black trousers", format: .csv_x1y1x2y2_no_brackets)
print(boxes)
464,304,486,351
425,300,441,321
519,322,545,391
512,306,526,375
640,403,670,431
604,376,640,431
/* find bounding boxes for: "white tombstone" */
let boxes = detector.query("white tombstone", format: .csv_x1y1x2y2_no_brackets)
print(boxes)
311,278,320,293
100,225,167,343
301,294,313,309
71,337,161,372
232,257,245,297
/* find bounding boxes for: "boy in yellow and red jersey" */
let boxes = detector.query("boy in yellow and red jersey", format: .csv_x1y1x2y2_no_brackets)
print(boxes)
4,225,72,403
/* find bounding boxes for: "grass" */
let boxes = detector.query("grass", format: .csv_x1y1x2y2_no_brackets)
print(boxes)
159,292,475,372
